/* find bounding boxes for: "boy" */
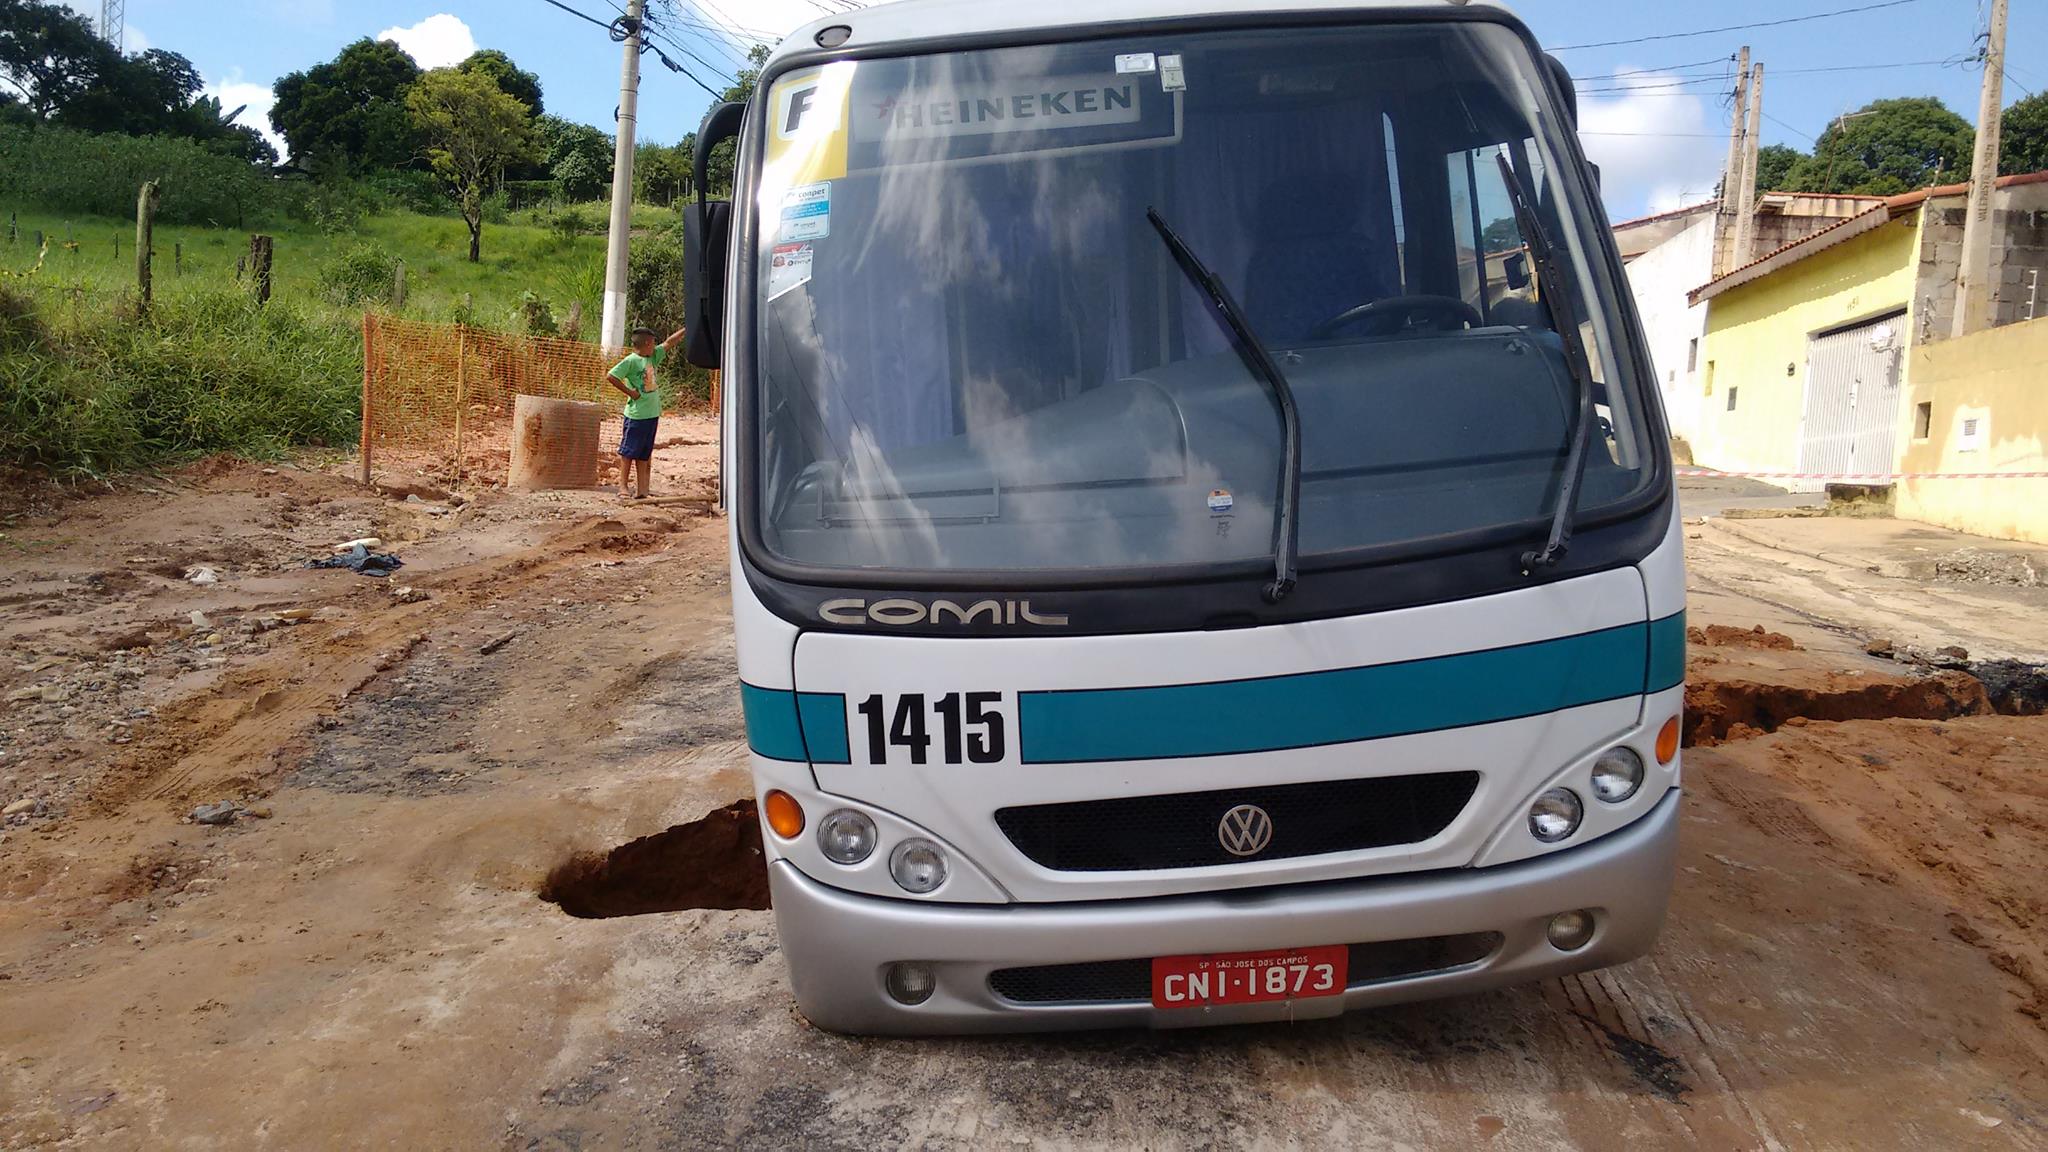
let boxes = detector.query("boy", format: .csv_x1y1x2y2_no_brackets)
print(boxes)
606,325,687,499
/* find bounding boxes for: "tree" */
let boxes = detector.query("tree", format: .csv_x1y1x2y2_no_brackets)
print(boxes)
2002,93,2048,177
271,38,422,173
1782,97,1972,196
407,68,538,262
634,140,690,206
459,49,542,117
1753,144,1803,194
57,46,202,135
537,114,611,201
1479,216,1519,253
0,0,116,119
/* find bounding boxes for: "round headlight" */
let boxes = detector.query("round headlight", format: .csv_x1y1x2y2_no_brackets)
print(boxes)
1590,746,1645,803
1547,909,1596,951
817,808,877,865
1528,788,1583,843
889,838,948,894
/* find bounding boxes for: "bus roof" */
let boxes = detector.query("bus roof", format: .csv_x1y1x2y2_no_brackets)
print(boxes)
764,0,1517,67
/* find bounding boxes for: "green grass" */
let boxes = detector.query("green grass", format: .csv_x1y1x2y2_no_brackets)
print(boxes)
0,202,671,332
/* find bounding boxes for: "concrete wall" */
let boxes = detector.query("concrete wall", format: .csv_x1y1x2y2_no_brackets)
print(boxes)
1713,193,1884,278
1897,316,2048,544
1622,212,1715,444
1914,182,2048,342
1693,214,1923,477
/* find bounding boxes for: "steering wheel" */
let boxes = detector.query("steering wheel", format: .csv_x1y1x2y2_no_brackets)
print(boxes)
1309,295,1483,341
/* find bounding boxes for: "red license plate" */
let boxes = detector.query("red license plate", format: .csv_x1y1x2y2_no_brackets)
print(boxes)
1151,944,1349,1009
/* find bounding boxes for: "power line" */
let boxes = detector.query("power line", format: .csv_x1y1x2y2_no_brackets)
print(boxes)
642,23,738,84
535,0,615,32
1763,111,1819,143
1550,0,1929,51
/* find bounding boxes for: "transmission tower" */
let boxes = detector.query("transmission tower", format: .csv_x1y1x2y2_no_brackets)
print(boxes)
100,0,125,50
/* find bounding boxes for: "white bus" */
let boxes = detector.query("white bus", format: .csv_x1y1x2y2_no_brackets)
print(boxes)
682,0,1687,1034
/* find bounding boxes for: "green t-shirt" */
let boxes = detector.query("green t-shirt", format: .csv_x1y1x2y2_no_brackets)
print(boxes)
612,345,668,420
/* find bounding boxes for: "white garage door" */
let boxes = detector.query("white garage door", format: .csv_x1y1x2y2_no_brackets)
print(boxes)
1796,312,1906,493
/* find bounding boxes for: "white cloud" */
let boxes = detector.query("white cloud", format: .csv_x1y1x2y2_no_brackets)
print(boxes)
204,69,287,159
1577,69,1728,218
122,23,150,53
377,13,478,70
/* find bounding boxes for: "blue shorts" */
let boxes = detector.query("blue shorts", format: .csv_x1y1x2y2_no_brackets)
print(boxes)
618,416,658,461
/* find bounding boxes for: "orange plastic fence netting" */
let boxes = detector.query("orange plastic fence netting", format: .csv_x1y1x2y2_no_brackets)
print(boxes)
357,313,713,490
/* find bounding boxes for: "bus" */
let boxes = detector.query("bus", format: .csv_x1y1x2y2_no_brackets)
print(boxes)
682,0,1687,1034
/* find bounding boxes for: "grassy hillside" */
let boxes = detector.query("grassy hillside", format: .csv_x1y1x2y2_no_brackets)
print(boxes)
0,201,688,477
0,203,681,332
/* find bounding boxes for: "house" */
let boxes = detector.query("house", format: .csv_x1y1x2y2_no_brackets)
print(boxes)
1616,194,1874,446
1684,172,2048,540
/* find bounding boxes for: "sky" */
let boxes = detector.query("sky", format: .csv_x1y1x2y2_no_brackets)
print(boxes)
76,0,2046,220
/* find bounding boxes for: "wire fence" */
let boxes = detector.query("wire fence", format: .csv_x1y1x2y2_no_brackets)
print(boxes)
358,313,714,491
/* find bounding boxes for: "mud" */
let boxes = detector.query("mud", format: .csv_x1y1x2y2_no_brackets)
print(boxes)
1687,623,1800,650
1683,670,1992,746
540,800,771,917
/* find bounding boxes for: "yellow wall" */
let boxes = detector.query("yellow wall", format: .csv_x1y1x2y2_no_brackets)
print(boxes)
1693,215,1923,477
1898,316,2048,544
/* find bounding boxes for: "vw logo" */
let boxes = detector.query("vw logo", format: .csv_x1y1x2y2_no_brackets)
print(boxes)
1217,804,1275,857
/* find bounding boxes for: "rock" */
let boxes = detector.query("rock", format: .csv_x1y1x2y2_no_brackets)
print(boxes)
405,493,425,504
244,804,273,819
202,632,223,647
480,631,519,655
39,686,68,704
390,586,429,604
1938,645,1971,663
336,537,383,553
277,608,317,622
5,687,42,704
2,798,35,816
1864,637,1896,659
189,610,213,630
190,801,240,826
184,566,220,586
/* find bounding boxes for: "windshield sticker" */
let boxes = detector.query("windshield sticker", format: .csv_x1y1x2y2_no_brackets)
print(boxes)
1115,52,1157,75
764,64,853,186
1207,489,1234,515
851,75,1143,143
779,182,831,242
1160,54,1187,93
767,242,814,301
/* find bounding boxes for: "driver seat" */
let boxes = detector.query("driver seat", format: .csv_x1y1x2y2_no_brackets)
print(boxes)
1242,173,1390,345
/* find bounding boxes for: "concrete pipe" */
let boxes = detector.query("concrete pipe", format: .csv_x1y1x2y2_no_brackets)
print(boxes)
509,394,608,491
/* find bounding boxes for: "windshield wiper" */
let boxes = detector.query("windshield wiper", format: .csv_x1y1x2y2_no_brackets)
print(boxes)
1494,152,1597,576
1146,207,1302,604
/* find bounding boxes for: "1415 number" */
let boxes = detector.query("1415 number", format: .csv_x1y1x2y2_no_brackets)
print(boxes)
855,692,1005,765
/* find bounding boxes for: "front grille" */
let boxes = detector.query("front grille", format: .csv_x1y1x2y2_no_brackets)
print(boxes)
987,933,1505,1004
994,773,1480,872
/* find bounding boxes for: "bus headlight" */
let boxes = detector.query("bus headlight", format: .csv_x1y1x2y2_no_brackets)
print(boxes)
889,839,948,893
1590,747,1645,803
818,809,878,865
1528,788,1583,843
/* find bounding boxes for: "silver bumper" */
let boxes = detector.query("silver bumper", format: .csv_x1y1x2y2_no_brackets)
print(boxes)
769,789,1682,1035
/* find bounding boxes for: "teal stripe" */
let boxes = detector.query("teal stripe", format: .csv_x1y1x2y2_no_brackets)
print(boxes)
740,682,808,762
1647,610,1687,693
797,692,851,764
740,683,851,764
1019,622,1653,764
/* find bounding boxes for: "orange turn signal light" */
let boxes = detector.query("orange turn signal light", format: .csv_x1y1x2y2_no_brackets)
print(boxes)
1656,716,1681,765
763,790,805,839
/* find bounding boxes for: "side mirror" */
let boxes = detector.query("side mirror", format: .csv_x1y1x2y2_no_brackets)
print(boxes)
1543,53,1577,128
684,200,732,368
685,101,746,370
1503,251,1531,291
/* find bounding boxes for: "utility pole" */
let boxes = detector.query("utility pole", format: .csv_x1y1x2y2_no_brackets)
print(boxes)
1954,0,2007,338
1715,47,1751,278
1732,63,1764,268
601,0,645,352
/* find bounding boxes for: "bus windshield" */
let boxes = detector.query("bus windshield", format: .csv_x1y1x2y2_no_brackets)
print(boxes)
748,21,1650,576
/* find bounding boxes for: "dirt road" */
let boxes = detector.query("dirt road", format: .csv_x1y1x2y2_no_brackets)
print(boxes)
2,455,2045,1149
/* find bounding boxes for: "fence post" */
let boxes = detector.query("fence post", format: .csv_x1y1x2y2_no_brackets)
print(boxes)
174,242,182,277
565,299,583,341
453,326,468,488
32,230,41,251
135,181,158,312
249,234,273,305
6,212,14,244
392,259,407,310
359,314,374,486
113,232,119,261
